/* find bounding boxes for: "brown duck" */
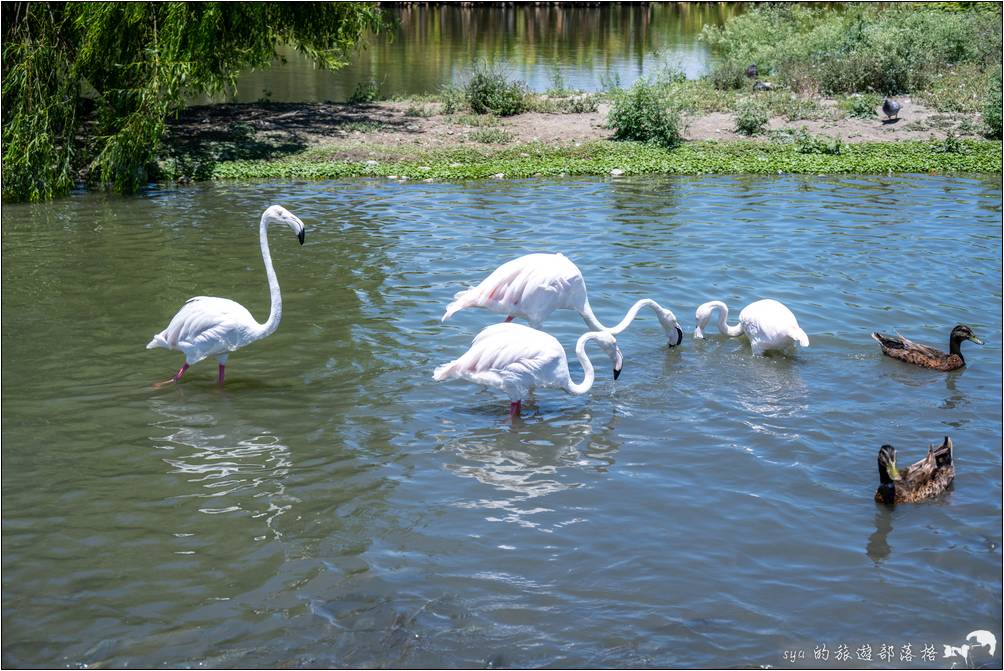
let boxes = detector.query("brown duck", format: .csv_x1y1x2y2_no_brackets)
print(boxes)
872,324,982,371
875,437,955,504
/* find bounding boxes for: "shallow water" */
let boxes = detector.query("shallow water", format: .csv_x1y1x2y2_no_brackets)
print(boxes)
2,175,1002,668
209,3,741,103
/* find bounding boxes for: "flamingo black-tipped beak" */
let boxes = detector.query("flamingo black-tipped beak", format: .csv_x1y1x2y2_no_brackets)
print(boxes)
613,366,622,381
671,325,684,347
298,229,305,245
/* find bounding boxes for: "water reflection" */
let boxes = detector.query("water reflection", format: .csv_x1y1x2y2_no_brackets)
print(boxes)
148,398,297,538
207,3,743,103
867,506,894,564
439,408,621,531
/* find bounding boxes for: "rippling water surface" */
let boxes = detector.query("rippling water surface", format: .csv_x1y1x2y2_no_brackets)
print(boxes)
2,175,1001,668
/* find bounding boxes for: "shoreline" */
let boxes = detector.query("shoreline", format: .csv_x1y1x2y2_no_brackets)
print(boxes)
156,99,1002,183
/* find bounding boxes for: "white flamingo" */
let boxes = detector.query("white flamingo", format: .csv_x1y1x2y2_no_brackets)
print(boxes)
433,322,617,418
441,252,684,374
693,299,809,356
147,205,306,386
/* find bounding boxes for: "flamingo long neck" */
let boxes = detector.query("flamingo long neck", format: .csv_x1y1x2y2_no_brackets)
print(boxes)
256,213,282,340
578,299,607,332
699,301,744,337
566,332,598,395
581,298,678,339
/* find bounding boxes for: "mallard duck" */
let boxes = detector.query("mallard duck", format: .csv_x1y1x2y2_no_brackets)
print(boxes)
872,324,982,371
875,437,954,504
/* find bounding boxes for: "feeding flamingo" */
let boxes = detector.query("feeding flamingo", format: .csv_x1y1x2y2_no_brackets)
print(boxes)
147,205,305,387
441,252,684,375
693,299,809,356
433,322,618,418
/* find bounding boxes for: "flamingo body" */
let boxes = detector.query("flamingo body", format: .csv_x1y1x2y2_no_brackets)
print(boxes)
443,252,588,327
147,205,305,385
434,322,615,415
442,253,684,373
694,298,808,356
147,297,259,365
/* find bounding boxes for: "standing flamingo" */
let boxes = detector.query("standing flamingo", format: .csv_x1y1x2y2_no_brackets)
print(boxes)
433,322,618,418
441,252,683,373
147,205,306,386
693,299,809,356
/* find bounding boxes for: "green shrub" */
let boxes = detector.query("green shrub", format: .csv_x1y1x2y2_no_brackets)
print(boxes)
701,3,1002,96
405,103,435,118
710,61,749,91
529,95,600,114
454,113,499,127
839,94,881,118
466,62,528,116
439,85,466,114
984,67,1003,139
348,78,380,104
735,99,770,135
608,80,682,148
795,131,845,155
470,127,514,144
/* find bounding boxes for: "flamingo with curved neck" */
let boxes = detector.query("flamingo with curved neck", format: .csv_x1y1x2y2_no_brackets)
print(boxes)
147,205,305,386
433,322,616,418
694,299,809,356
442,253,684,376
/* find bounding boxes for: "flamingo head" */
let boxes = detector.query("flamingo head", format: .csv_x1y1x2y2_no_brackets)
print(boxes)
593,331,623,380
658,308,684,347
264,205,306,245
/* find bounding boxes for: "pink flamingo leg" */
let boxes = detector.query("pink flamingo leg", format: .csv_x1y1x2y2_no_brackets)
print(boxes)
509,400,521,418
217,363,225,386
504,315,514,323
154,363,189,388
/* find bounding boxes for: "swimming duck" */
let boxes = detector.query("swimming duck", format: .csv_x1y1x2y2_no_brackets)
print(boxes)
872,324,982,371
875,437,954,504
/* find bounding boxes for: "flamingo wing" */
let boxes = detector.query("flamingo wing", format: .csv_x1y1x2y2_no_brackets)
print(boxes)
147,296,258,364
434,323,567,399
442,253,585,325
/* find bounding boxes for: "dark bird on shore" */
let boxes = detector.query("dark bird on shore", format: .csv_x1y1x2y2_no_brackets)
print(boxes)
872,324,982,371
752,80,773,92
746,64,758,78
882,97,901,120
875,437,954,504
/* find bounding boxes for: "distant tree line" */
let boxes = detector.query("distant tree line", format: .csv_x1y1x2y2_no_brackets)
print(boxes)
1,2,387,202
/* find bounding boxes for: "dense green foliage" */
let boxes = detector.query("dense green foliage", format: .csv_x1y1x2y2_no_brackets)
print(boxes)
1,2,386,201
984,67,1003,140
607,80,682,149
465,62,529,116
701,3,1002,96
201,139,1002,182
734,100,770,136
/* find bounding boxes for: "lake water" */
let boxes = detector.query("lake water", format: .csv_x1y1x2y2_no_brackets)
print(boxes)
2,175,1001,668
209,3,741,103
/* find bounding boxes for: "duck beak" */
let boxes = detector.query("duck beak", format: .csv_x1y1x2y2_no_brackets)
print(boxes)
298,229,305,245
968,334,983,345
887,462,901,481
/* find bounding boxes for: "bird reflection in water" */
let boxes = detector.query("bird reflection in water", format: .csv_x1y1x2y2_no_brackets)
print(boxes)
148,398,297,538
438,407,621,531
866,506,894,564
